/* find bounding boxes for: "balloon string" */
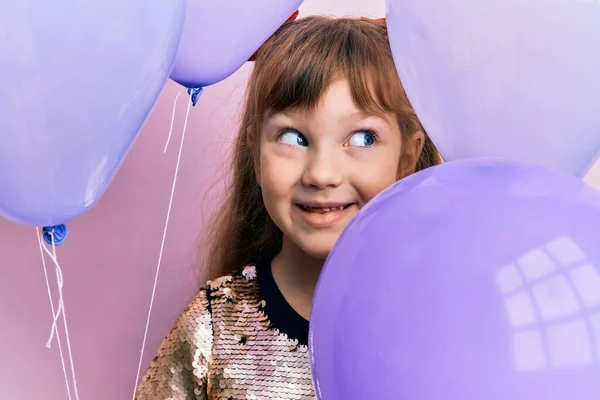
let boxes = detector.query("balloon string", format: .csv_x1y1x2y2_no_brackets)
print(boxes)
36,227,72,400
164,88,187,153
132,88,194,399
36,227,80,400
45,230,80,400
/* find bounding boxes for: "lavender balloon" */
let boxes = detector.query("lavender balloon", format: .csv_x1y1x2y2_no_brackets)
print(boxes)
0,0,185,226
386,0,600,176
310,158,600,400
170,0,304,88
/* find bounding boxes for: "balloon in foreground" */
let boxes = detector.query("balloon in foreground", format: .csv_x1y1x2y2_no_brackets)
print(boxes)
170,0,304,88
386,0,600,177
310,158,600,400
0,0,185,226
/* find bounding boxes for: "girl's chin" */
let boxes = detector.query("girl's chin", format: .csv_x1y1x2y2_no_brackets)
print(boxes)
298,237,338,261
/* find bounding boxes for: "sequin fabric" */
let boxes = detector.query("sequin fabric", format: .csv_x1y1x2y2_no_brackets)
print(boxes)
135,266,315,399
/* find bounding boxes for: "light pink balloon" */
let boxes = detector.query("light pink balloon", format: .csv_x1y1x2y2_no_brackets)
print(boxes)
386,0,600,177
171,0,304,88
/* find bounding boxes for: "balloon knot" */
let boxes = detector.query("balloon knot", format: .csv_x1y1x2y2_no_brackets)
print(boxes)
42,224,69,246
187,87,203,106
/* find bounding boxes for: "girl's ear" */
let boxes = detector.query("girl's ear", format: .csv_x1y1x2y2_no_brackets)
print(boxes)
398,130,425,178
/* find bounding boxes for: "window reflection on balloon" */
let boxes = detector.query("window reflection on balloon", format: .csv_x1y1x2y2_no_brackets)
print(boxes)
495,236,600,371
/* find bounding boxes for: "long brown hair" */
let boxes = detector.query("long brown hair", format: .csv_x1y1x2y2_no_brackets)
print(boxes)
202,16,440,280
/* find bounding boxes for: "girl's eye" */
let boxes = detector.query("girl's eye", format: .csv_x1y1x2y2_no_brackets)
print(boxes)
278,129,308,147
348,130,377,147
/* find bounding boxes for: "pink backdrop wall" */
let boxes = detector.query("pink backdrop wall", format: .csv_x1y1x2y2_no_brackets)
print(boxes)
1,1,599,399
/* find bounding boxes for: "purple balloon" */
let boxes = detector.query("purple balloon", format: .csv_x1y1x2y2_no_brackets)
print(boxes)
170,0,304,88
386,0,600,177
0,0,185,226
310,158,600,400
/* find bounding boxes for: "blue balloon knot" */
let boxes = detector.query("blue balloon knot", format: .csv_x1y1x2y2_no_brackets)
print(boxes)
42,224,69,246
187,87,203,106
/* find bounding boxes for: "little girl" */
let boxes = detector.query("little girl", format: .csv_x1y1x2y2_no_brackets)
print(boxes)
136,15,440,400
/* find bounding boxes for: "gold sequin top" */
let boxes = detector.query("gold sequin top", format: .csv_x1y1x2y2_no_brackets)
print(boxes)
135,264,315,399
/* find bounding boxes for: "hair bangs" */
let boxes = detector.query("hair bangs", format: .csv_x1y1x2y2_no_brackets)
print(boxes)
252,17,403,119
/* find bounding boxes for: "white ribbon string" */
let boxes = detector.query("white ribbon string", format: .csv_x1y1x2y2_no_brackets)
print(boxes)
132,89,194,399
36,227,80,400
164,88,187,153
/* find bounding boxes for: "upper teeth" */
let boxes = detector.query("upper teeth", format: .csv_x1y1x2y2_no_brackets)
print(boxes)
316,206,345,212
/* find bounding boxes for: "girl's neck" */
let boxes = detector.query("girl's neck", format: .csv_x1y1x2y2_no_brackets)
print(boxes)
271,236,324,321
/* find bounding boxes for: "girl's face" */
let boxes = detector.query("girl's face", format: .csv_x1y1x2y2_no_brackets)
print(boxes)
258,78,423,259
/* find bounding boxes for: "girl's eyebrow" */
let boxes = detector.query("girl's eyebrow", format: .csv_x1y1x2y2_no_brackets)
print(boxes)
263,110,294,122
345,111,393,126
263,110,392,127
346,111,379,120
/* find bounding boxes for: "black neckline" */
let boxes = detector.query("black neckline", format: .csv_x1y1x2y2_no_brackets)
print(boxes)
257,259,310,346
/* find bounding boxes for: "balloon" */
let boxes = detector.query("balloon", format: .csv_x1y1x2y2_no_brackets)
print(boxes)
170,0,304,88
0,0,186,226
385,0,600,177
310,158,600,400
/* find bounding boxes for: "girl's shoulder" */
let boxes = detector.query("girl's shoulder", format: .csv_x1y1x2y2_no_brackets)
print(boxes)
137,264,314,399
181,265,261,327
205,265,260,299
136,265,263,398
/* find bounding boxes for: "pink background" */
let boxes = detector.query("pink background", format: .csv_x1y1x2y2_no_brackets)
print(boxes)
1,1,599,399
